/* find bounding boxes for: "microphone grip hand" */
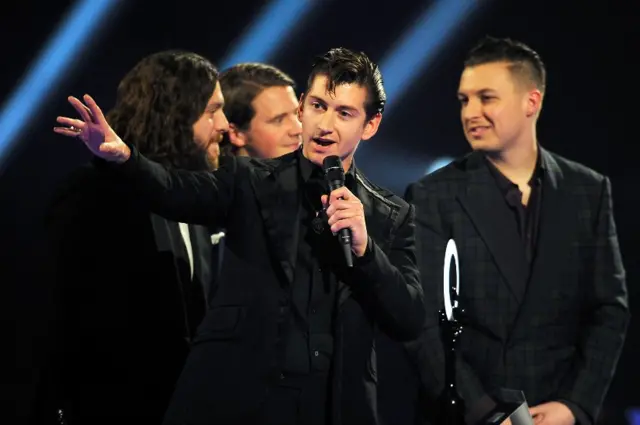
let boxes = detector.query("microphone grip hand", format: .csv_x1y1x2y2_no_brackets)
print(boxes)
322,187,368,261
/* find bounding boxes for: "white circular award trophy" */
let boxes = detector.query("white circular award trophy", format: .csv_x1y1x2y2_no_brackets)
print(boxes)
440,239,465,424
443,239,460,321
439,240,534,425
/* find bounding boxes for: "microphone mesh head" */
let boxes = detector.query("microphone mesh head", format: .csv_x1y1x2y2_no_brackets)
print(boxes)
323,155,344,183
322,155,342,172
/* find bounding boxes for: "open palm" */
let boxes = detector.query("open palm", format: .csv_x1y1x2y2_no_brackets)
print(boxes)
54,94,130,163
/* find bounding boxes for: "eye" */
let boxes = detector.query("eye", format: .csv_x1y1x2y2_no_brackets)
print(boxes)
480,95,494,102
311,102,323,110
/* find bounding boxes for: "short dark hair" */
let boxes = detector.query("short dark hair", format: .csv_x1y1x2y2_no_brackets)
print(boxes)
220,63,295,131
218,63,295,155
464,36,546,93
305,47,386,120
106,50,218,171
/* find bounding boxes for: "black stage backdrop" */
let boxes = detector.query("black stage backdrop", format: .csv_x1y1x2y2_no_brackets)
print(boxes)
3,1,636,423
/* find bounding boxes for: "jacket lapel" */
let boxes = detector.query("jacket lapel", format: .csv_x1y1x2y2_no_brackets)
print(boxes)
149,214,192,287
525,149,573,300
337,169,396,307
506,149,575,338
250,153,302,286
457,153,529,304
149,214,199,339
189,224,213,304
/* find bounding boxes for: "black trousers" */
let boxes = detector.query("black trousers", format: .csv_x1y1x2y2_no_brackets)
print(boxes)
253,371,330,425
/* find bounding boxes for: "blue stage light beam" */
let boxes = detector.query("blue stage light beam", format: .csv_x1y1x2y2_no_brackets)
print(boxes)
0,0,117,167
220,0,315,69
380,0,482,110
426,156,454,175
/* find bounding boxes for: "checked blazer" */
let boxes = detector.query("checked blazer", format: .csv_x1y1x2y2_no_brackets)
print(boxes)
405,148,629,424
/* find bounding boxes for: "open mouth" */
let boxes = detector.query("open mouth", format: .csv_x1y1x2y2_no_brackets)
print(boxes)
313,137,335,147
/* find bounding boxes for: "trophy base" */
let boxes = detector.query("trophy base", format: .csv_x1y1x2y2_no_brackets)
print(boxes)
470,389,533,425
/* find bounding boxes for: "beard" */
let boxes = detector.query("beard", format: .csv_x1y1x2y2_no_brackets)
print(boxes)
205,152,219,170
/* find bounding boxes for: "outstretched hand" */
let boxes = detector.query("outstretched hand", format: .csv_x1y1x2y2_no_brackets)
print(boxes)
54,94,130,163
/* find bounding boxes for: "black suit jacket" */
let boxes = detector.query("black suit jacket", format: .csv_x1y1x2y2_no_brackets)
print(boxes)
405,148,629,424
44,164,215,424
109,147,425,425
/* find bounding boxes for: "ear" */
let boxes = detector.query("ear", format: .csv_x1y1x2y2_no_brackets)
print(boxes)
361,112,383,141
228,123,247,148
525,89,543,118
297,93,305,121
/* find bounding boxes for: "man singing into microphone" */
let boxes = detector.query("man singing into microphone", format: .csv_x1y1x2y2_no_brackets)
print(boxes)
54,47,424,425
406,37,629,425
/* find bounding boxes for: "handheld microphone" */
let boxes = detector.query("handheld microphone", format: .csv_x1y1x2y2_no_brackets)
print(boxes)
322,155,353,267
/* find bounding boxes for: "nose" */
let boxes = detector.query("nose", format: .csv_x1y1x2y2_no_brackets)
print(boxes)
216,111,229,133
318,110,335,134
461,98,481,123
288,115,302,138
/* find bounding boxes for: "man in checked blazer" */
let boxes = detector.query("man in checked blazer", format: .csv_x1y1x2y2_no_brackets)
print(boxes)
406,37,629,425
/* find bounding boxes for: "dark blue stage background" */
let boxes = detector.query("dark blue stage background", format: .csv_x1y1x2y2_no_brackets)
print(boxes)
3,0,637,423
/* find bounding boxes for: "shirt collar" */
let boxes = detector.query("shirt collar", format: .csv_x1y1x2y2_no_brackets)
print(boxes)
299,148,356,187
485,149,545,195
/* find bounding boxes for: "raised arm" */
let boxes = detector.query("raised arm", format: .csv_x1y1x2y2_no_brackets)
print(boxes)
54,95,236,226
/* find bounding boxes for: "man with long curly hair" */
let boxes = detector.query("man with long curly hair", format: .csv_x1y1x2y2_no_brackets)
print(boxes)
44,50,228,424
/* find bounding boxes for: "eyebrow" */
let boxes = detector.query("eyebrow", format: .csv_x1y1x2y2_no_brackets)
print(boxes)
268,112,288,122
457,88,497,98
268,106,298,122
206,101,224,111
308,95,360,114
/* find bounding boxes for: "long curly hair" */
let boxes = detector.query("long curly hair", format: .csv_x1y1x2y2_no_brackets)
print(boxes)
106,50,219,170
